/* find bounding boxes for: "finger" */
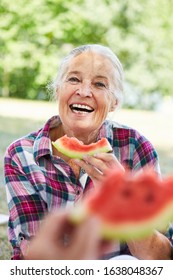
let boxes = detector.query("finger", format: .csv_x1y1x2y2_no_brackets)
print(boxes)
74,159,103,180
26,211,71,260
75,154,124,175
94,153,125,171
70,217,102,259
42,211,71,243
93,152,117,164
82,155,108,174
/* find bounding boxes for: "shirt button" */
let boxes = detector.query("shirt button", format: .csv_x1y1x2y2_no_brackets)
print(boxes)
76,189,80,195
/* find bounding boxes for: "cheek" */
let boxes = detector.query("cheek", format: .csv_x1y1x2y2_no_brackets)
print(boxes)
99,95,112,113
94,98,111,123
58,84,76,104
57,95,68,117
57,88,70,106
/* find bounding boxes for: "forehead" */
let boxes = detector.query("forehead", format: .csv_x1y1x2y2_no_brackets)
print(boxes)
66,51,115,77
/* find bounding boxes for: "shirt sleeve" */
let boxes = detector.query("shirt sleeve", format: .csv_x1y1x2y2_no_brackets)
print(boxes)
4,147,47,260
132,132,161,174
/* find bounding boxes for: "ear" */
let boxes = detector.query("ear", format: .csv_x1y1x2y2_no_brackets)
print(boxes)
109,99,118,112
56,88,59,99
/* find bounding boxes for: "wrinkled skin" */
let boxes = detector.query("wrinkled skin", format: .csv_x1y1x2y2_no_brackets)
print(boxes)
56,51,117,144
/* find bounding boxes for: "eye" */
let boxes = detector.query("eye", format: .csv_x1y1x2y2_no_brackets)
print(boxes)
95,82,106,88
68,76,80,84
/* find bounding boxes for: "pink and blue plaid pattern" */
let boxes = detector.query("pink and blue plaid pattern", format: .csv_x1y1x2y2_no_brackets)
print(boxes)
4,115,160,259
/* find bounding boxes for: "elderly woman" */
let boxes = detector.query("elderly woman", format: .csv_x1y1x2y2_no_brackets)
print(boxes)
4,44,172,260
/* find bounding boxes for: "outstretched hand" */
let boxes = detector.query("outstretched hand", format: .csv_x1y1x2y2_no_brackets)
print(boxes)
25,210,113,260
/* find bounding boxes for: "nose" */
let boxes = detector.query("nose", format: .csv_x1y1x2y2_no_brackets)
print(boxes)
76,82,92,97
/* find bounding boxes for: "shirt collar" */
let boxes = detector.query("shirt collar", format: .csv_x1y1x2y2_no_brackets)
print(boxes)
33,115,62,163
97,119,114,145
33,116,114,163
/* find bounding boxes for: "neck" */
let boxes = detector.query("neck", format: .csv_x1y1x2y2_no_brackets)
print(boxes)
51,124,98,144
75,134,98,144
65,129,98,144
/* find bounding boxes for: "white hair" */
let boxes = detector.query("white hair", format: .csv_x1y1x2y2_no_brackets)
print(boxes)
50,44,124,107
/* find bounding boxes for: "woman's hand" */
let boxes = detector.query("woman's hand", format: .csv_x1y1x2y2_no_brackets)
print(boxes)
127,230,172,260
74,153,124,186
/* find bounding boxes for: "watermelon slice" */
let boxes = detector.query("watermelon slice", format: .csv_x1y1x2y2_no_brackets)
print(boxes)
71,169,173,241
52,135,112,159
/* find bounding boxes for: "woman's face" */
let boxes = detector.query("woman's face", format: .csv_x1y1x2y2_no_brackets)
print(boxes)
57,51,116,141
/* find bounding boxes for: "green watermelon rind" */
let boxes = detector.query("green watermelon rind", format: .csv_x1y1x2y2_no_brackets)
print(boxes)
98,202,173,241
71,201,173,241
52,137,112,159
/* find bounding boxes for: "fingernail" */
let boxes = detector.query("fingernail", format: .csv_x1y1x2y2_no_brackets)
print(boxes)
74,159,81,164
82,155,89,160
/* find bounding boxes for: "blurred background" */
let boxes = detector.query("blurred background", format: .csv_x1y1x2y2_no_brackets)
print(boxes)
0,0,173,259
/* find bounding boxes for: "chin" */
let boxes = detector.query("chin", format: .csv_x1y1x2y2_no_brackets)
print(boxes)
73,124,91,131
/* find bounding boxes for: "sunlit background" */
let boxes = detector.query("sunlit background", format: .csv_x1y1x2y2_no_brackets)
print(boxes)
0,0,173,259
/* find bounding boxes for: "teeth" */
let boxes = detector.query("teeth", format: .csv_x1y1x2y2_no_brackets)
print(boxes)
71,104,93,110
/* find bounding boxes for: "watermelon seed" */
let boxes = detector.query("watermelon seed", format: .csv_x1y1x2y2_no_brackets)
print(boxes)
144,193,155,203
121,188,133,198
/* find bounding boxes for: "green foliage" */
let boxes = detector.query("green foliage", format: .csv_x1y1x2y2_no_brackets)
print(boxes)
0,0,173,107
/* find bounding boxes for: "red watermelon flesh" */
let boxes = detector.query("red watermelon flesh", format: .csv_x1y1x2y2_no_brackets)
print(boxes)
72,169,173,240
52,135,112,159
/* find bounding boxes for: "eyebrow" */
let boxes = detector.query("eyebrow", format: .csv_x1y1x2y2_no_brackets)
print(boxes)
66,71,80,76
67,71,108,80
94,75,108,80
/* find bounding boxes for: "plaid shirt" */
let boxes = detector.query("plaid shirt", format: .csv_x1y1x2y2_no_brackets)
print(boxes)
4,115,161,259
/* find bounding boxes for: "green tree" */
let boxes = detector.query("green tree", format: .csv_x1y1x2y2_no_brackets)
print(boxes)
0,0,172,108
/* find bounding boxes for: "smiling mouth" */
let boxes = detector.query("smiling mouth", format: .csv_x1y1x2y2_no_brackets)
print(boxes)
70,104,94,113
